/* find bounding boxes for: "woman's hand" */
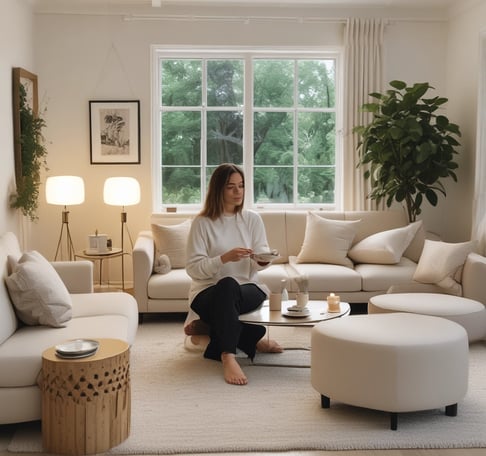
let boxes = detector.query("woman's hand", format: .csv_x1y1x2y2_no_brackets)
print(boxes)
221,247,253,264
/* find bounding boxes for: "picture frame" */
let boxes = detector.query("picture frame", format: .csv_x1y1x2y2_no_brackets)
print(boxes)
12,67,38,184
89,100,140,164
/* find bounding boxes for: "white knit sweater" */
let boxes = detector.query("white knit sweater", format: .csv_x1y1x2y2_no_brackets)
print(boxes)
185,209,271,326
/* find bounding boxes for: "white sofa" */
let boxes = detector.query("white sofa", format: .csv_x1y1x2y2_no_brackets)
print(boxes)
133,210,486,316
0,231,139,425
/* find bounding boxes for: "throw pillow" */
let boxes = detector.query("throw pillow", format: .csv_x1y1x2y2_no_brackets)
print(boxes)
5,251,72,327
154,254,171,274
348,220,422,264
296,212,360,266
413,239,477,295
151,219,191,270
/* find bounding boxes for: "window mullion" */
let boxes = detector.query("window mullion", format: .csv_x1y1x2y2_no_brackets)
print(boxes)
293,59,299,206
201,59,207,203
245,55,254,206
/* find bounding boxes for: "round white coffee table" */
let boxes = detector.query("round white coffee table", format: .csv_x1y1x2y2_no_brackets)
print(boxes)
239,300,350,368
239,299,350,326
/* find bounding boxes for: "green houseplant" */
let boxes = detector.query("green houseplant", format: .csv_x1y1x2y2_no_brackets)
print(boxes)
353,80,461,222
10,83,48,221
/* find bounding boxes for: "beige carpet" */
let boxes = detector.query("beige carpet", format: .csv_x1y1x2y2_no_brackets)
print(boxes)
7,317,486,454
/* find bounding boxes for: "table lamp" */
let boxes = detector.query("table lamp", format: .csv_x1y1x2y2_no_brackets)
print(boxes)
103,177,141,289
45,175,85,260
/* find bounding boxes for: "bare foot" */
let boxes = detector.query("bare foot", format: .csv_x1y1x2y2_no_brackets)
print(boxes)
256,338,284,353
221,353,248,385
184,319,210,336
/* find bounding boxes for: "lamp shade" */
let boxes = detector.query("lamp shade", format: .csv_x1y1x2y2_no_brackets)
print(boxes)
46,176,85,206
103,177,141,207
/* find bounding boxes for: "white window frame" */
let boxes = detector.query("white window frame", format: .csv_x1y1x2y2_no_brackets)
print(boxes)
151,45,343,213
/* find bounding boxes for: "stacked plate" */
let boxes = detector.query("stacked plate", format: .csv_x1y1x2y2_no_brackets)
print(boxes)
55,339,99,359
283,305,311,318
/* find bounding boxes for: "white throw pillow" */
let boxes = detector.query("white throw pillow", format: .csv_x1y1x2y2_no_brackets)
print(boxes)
151,219,191,270
348,220,422,264
5,251,72,327
413,239,477,295
296,212,360,267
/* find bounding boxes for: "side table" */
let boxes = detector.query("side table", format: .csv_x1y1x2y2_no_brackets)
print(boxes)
75,248,125,291
40,338,131,455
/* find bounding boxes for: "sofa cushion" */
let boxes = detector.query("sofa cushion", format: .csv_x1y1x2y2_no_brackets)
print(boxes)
257,264,295,293
148,268,192,299
0,317,129,388
403,220,426,263
356,257,418,291
259,212,288,263
348,221,422,265
413,240,477,295
289,260,362,292
5,251,72,327
0,292,137,388
151,219,191,270
296,212,359,267
0,232,21,345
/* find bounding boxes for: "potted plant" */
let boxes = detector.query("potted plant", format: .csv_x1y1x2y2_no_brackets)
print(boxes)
353,80,461,222
10,83,48,221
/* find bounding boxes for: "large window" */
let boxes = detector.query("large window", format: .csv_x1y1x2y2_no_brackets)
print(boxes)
152,48,341,210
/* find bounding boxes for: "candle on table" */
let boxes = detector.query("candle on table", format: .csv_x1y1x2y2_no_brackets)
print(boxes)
327,292,341,313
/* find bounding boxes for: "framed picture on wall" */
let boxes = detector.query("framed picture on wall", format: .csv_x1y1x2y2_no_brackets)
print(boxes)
89,100,140,164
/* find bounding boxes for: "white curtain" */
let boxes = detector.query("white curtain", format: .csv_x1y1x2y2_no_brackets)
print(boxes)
472,31,486,254
342,18,385,210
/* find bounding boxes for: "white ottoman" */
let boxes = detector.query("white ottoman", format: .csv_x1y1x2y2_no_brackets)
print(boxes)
369,293,486,342
311,313,469,430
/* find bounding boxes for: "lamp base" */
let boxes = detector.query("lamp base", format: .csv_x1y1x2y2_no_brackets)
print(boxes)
54,211,76,261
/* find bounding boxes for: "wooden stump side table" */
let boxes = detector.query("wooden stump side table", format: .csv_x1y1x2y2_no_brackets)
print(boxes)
40,338,131,455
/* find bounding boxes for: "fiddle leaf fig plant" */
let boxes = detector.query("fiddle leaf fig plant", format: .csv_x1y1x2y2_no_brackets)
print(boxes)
10,83,48,221
353,80,461,222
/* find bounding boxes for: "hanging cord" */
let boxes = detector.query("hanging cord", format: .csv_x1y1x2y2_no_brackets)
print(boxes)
92,42,137,98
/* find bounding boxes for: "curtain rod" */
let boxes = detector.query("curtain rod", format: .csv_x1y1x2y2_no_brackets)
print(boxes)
35,11,447,24
123,14,446,24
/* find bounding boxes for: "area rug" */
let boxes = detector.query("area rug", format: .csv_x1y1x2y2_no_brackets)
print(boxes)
8,318,486,454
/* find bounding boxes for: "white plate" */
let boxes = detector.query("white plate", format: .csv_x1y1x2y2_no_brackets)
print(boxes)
283,308,311,318
55,349,98,359
55,339,99,356
253,252,281,262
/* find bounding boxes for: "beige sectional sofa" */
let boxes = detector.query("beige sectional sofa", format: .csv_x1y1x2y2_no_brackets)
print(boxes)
0,231,139,425
132,210,486,316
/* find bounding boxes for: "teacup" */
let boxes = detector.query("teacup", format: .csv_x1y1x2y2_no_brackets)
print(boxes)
295,292,309,310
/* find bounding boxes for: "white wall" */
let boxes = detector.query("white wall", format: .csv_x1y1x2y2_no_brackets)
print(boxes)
0,0,35,245
444,0,486,241
22,1,485,284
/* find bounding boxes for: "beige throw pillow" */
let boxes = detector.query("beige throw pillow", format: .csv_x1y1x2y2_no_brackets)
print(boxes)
5,251,72,327
348,220,422,264
296,212,360,267
413,239,477,295
151,219,191,270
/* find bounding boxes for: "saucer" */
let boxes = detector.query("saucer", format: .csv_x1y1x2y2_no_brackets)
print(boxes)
55,339,99,358
283,306,311,318
253,252,281,262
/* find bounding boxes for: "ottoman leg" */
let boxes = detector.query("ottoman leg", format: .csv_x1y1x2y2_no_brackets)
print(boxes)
445,403,458,417
390,412,398,431
321,395,330,408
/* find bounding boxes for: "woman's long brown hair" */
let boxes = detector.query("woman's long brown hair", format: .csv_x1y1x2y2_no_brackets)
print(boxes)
200,163,245,220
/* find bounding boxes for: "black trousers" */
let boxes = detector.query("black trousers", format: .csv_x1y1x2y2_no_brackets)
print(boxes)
190,277,266,361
